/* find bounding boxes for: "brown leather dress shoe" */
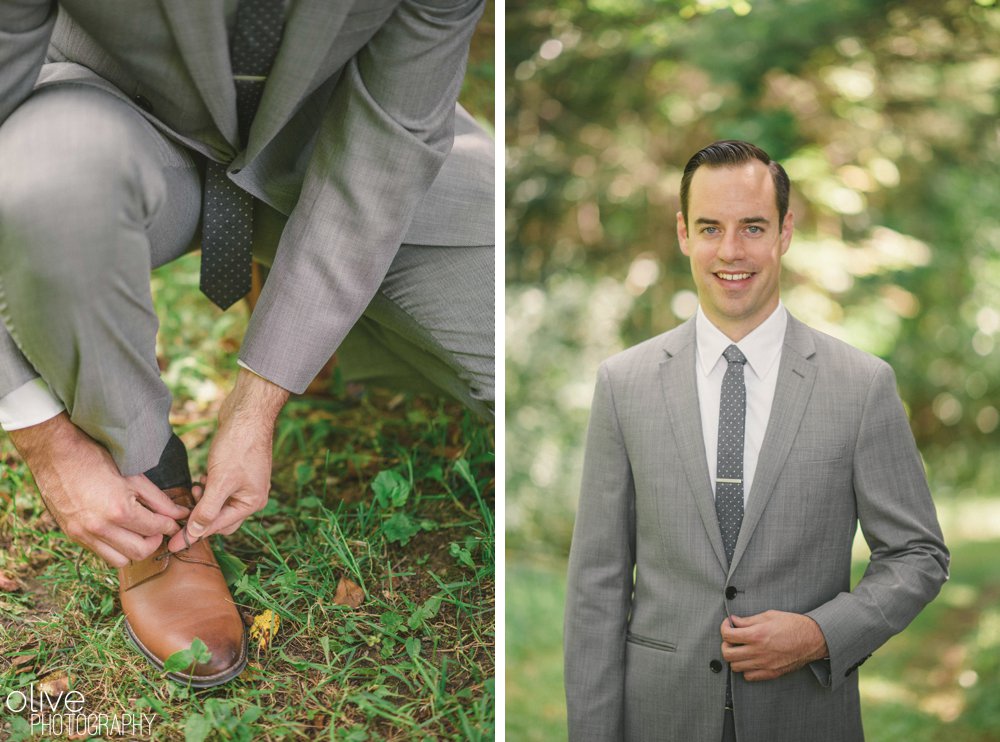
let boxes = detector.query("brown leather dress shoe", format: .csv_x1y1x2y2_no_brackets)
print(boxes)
119,487,247,687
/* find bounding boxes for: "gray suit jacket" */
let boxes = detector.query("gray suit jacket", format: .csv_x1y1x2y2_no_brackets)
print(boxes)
0,0,491,396
564,315,948,742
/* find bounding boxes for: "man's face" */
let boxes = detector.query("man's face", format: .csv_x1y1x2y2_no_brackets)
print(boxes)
676,161,793,341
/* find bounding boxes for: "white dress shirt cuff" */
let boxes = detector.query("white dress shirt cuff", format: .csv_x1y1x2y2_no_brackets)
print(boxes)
237,358,262,378
0,377,65,431
236,358,293,393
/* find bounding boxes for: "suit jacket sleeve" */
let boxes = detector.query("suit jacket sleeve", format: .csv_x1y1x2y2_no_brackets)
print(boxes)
0,0,55,126
806,361,949,690
0,0,58,396
238,0,485,393
564,363,635,742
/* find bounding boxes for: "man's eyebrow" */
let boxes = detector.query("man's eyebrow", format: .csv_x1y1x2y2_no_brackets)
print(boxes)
693,216,771,225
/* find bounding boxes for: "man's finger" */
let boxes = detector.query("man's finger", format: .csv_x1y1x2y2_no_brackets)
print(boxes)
106,529,162,562
720,617,733,640
166,527,195,553
743,669,777,682
122,497,183,538
721,641,751,663
184,481,231,539
199,502,254,538
165,492,241,552
100,528,162,564
90,540,130,569
166,501,253,552
730,660,750,674
720,619,752,644
723,642,766,668
129,475,190,519
730,611,779,627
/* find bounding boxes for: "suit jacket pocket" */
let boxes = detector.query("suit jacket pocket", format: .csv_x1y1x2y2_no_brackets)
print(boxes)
786,442,846,463
626,632,676,653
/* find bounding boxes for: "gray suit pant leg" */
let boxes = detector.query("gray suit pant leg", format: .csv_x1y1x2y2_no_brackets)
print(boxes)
0,84,201,474
339,242,495,418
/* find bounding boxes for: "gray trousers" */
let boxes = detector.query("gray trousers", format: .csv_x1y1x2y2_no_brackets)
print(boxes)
0,84,494,475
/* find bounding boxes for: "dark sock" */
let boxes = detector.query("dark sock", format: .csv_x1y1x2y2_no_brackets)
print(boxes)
143,433,192,490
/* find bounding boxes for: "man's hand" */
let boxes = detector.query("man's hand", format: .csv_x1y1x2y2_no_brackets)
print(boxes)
9,413,189,567
720,610,829,681
167,368,288,551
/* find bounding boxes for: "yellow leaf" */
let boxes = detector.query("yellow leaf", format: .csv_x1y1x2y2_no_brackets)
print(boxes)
249,609,280,651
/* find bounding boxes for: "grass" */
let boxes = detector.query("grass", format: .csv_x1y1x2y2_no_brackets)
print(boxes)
504,558,567,742
0,253,495,740
505,533,1000,742
855,538,1000,742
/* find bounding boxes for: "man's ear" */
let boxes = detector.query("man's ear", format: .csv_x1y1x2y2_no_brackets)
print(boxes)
677,211,690,256
779,210,794,256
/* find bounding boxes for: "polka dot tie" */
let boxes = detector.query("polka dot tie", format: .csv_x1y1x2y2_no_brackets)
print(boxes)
200,0,285,310
715,344,747,566
717,344,746,710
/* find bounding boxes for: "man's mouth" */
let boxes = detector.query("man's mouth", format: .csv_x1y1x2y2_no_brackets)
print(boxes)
715,271,753,282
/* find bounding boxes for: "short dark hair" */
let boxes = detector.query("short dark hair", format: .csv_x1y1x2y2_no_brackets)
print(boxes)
679,140,790,229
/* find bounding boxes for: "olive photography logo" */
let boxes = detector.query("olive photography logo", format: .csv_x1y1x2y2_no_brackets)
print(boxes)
4,683,155,738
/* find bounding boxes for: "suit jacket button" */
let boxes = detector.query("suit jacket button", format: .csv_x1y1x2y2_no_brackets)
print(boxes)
134,94,153,113
725,586,738,600
710,659,723,673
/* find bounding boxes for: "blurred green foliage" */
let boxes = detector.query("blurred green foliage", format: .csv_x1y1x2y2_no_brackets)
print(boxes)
507,0,1000,555
462,0,495,128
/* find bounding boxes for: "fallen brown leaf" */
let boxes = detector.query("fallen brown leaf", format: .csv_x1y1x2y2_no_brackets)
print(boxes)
334,576,365,609
0,571,21,592
10,654,34,673
37,670,70,697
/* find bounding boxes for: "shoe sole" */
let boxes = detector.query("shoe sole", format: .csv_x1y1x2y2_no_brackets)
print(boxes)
124,619,248,688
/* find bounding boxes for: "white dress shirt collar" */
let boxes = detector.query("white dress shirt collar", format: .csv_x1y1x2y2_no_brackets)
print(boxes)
695,302,788,381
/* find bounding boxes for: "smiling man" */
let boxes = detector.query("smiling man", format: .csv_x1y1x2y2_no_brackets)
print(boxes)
563,140,948,742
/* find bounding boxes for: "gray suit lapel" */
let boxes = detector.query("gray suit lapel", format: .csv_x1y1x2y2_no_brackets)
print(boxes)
161,0,240,148
659,320,729,573
729,316,817,573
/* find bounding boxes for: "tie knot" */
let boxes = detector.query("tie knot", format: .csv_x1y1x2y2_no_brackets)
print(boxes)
723,344,747,365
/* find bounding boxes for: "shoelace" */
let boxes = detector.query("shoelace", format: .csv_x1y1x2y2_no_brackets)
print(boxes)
153,550,219,569
152,526,219,570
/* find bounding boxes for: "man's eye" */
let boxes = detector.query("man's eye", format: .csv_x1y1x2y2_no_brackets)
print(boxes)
702,226,719,234
745,225,763,234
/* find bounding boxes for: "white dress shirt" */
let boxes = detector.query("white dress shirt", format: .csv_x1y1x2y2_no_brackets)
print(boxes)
695,302,787,505
0,377,65,430
0,361,262,431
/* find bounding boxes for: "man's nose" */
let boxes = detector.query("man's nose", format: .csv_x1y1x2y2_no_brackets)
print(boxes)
717,231,745,261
